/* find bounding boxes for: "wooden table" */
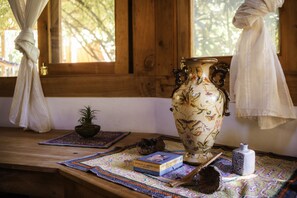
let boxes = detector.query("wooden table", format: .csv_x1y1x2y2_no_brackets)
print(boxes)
0,127,159,198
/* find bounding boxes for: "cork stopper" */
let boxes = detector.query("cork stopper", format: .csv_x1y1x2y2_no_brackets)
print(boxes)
240,143,248,151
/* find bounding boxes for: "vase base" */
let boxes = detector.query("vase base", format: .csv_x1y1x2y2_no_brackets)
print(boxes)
183,152,213,165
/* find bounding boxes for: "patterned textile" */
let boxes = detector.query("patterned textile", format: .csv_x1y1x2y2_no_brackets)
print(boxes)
276,169,297,197
39,131,130,149
60,140,297,198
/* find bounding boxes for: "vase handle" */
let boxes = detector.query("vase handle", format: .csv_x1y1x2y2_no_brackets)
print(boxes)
210,62,230,116
172,58,188,96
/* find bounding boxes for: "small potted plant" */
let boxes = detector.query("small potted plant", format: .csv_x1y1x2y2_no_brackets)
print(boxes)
75,106,101,138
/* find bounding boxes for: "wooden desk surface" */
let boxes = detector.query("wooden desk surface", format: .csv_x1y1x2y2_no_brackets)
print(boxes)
0,127,160,198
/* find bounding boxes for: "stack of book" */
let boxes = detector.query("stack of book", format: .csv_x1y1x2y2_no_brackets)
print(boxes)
133,151,183,176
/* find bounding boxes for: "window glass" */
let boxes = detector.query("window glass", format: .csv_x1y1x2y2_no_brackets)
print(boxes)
0,0,21,77
0,0,38,77
192,0,279,57
57,0,115,63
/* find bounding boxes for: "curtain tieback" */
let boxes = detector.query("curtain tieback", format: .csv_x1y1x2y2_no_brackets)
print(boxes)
15,28,39,63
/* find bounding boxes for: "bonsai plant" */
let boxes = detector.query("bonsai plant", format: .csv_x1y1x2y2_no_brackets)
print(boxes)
75,106,101,138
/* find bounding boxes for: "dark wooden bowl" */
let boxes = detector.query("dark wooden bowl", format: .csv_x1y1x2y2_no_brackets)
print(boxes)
75,124,101,138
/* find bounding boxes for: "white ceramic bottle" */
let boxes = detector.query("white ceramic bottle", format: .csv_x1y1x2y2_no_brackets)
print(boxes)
232,143,255,176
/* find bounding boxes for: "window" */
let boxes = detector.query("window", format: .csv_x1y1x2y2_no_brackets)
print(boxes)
189,0,297,105
56,0,115,63
0,0,296,102
191,0,280,57
38,0,129,75
0,0,21,77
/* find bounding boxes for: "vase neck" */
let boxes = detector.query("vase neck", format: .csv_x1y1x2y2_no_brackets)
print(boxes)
200,64,211,79
240,143,249,151
188,63,213,80
183,58,218,80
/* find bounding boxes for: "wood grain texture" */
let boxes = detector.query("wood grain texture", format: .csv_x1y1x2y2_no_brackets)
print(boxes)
0,127,159,198
41,75,156,97
0,169,64,198
279,0,297,72
133,0,156,75
155,0,177,76
0,77,16,97
1,0,297,106
49,0,61,63
177,0,191,63
38,3,50,66
115,0,129,74
286,71,297,104
47,62,115,75
38,0,128,75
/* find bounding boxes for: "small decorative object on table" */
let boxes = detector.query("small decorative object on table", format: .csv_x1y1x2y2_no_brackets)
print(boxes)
232,143,255,176
136,137,165,155
171,57,230,164
169,152,222,188
194,165,224,194
75,105,101,138
133,151,183,176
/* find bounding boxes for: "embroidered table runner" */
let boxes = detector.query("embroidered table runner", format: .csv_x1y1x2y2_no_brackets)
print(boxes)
39,131,130,149
60,140,297,197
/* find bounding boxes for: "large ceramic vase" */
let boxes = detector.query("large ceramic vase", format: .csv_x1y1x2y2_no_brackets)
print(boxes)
171,57,230,165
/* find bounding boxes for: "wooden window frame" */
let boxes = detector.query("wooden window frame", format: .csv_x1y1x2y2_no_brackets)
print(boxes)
38,0,129,75
0,0,296,104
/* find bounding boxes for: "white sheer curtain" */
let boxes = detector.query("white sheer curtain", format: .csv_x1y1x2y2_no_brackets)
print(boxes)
230,0,296,129
8,0,51,133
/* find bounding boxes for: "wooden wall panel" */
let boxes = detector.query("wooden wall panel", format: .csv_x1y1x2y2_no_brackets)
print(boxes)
115,0,129,74
133,0,155,75
41,75,156,97
50,0,61,63
38,3,50,66
279,0,297,72
286,72,297,104
156,76,175,98
176,0,191,63
1,0,297,106
0,77,16,97
155,0,177,76
47,62,115,75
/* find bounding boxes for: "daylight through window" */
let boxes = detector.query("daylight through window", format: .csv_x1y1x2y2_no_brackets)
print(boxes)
54,0,115,64
191,0,280,57
0,0,21,77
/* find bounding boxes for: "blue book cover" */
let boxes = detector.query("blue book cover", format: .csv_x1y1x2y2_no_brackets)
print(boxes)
137,151,182,165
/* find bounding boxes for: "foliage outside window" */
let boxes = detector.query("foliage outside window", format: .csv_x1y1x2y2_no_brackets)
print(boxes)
59,0,115,63
192,0,280,57
0,0,116,77
0,0,22,77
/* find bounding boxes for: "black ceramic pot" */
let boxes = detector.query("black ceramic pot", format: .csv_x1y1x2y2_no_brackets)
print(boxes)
75,124,101,138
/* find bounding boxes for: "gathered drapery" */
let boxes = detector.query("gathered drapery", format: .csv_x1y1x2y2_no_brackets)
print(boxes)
230,0,296,129
8,0,51,132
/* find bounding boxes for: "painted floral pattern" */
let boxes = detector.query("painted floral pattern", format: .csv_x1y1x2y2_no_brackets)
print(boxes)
172,60,226,163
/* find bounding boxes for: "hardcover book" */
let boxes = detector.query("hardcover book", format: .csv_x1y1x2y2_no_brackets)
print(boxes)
133,151,183,176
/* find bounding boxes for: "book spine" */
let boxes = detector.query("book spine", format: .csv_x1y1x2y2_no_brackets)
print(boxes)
133,160,160,172
134,162,183,176
133,167,161,176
